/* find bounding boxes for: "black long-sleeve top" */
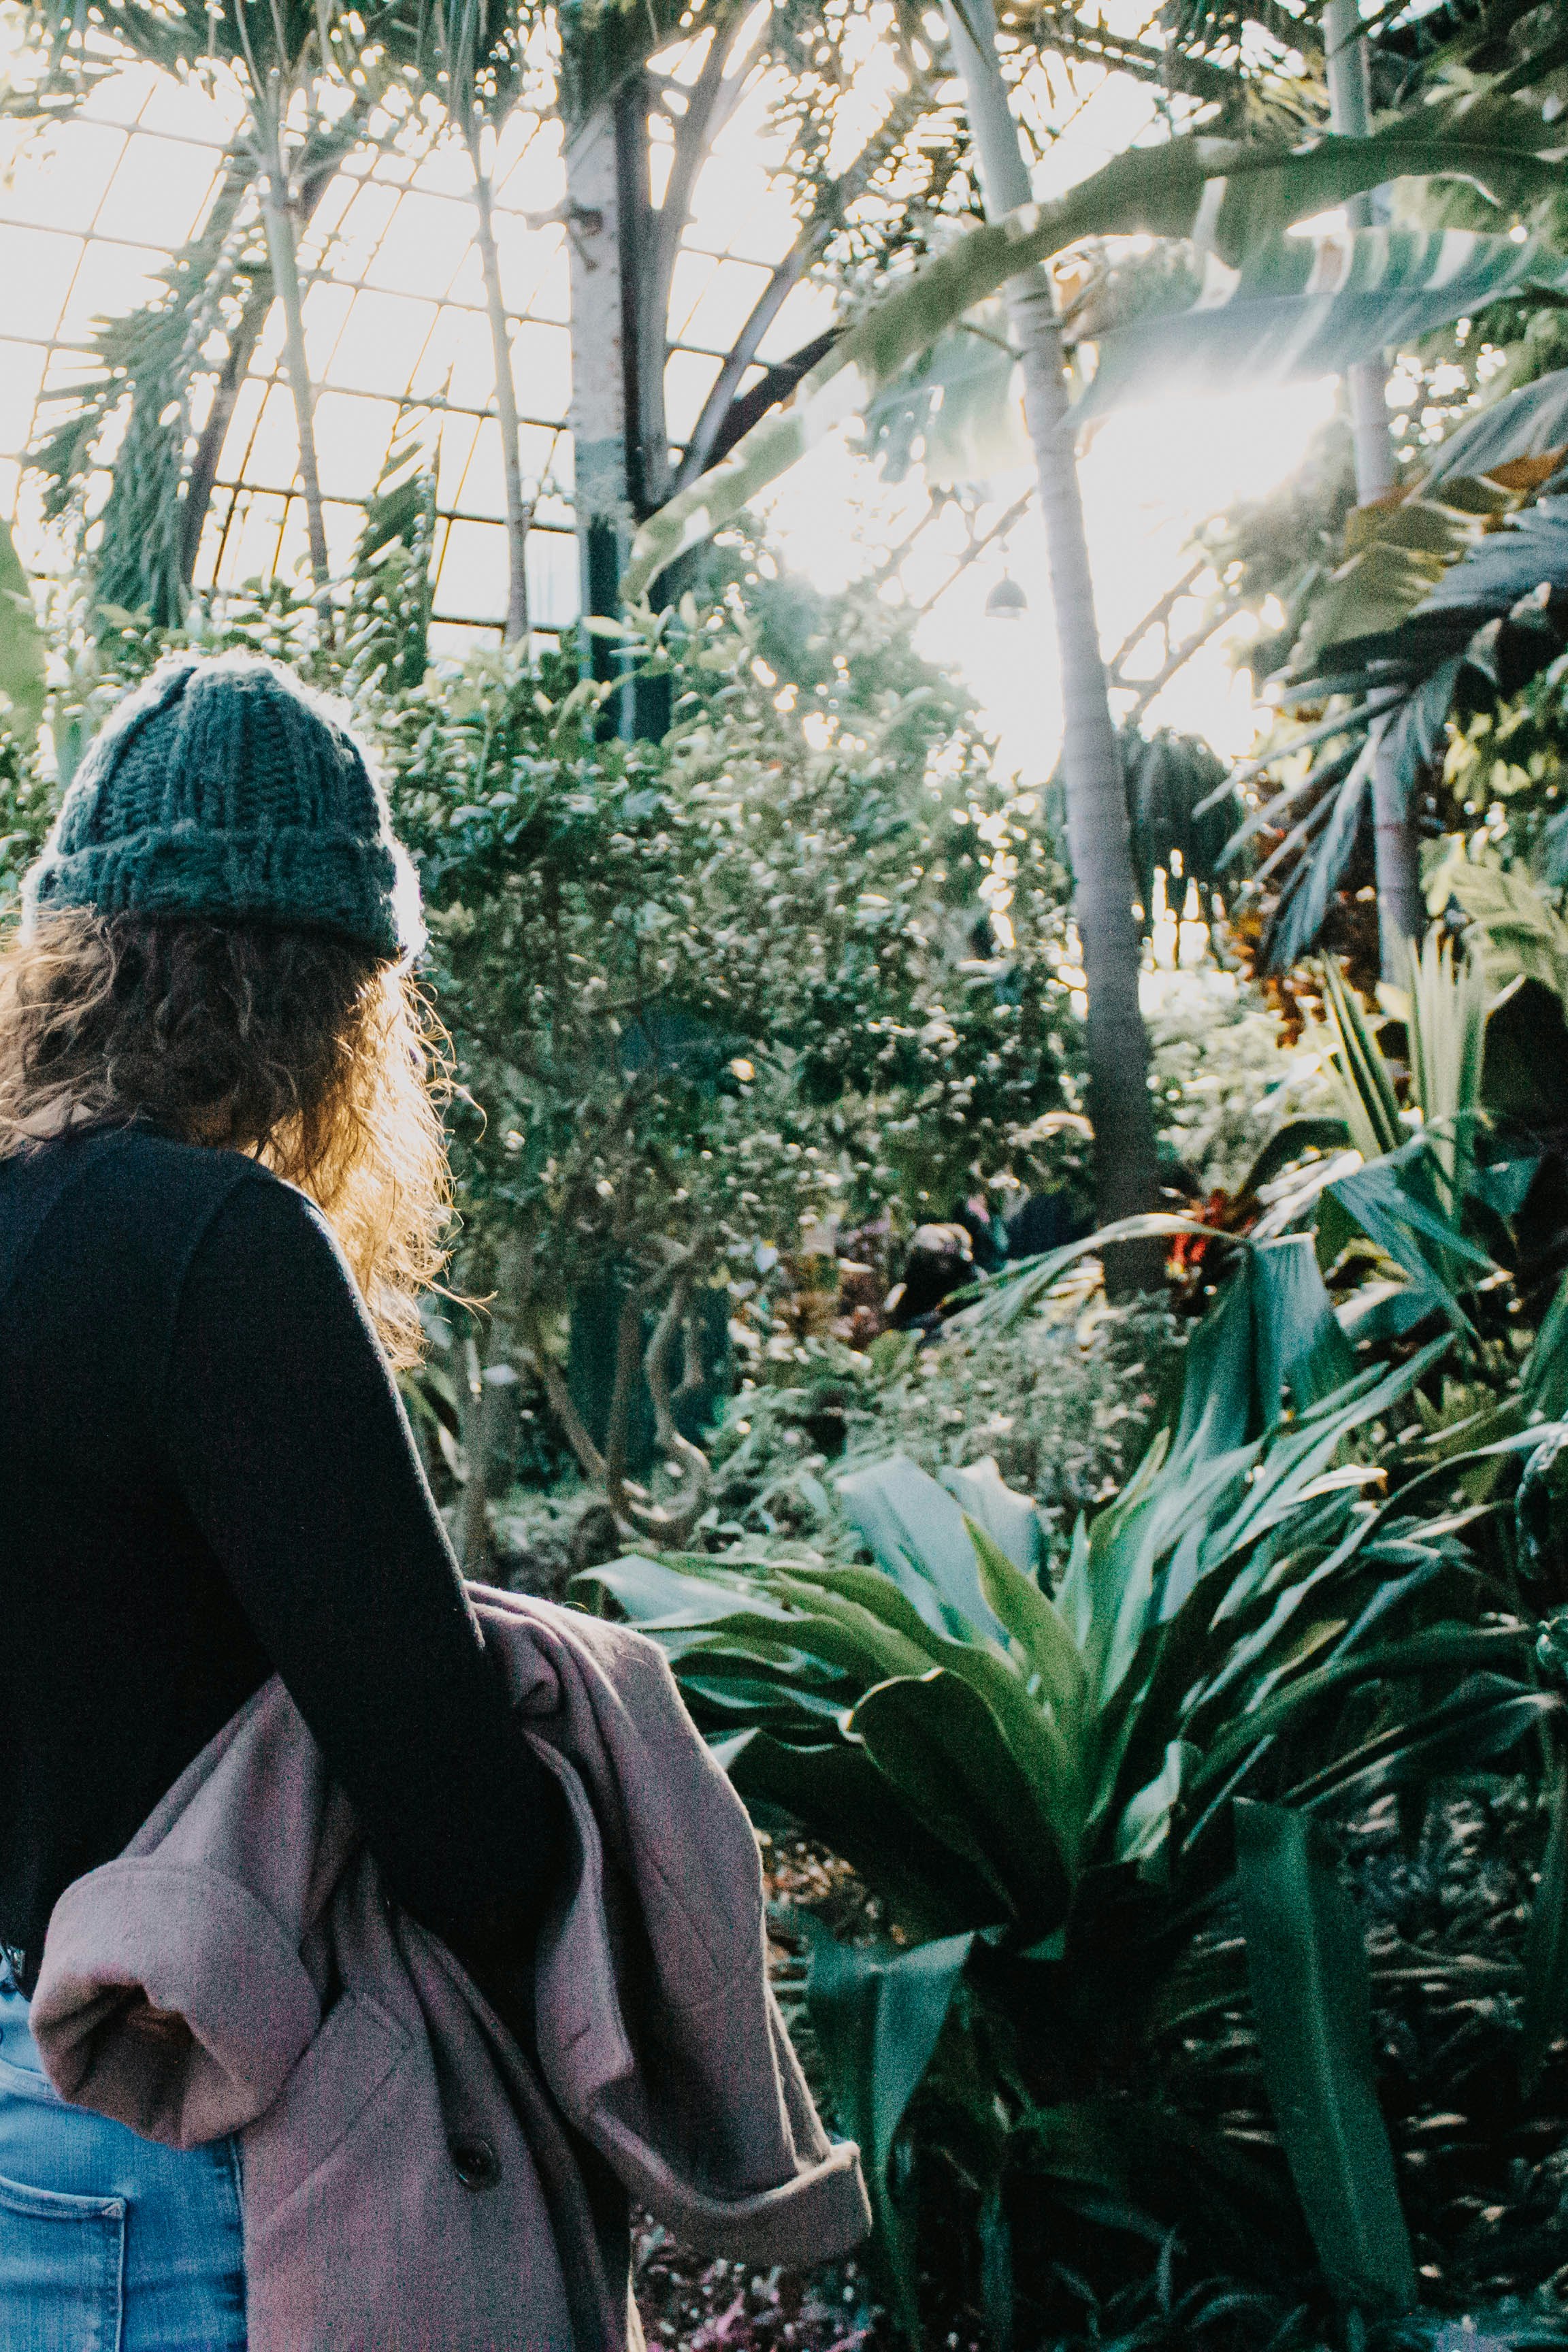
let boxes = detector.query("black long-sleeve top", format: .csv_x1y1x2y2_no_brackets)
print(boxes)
0,1122,561,1993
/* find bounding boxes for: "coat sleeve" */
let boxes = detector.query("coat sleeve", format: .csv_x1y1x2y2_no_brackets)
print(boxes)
161,1171,566,1946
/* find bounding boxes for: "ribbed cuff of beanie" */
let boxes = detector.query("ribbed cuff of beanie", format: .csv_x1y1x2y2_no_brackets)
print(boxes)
28,824,404,961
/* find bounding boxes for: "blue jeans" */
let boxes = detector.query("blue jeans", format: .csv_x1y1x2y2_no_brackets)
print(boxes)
0,1965,246,2351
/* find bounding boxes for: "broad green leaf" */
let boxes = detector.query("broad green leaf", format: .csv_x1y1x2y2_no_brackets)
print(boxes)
1433,853,1568,1008
783,1565,953,1659
572,1554,795,1626
851,1670,1072,1928
941,1457,1041,1575
1191,1626,1535,1801
1250,1235,1356,1418
967,1515,1085,1735
1112,1737,1192,1869
623,103,1568,599
1235,1801,1417,2309
953,1213,1215,1339
1521,1757,1568,2093
1290,1676,1556,1814
1081,227,1568,419
760,1580,946,1683
1327,1143,1494,1328
1171,1261,1262,1462
804,1926,973,2342
680,1605,935,1689
0,516,46,747
729,1734,1000,1937
836,1454,1001,1641
1194,1341,1449,1584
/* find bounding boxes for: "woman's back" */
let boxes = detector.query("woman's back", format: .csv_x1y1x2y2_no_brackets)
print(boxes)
0,1122,555,1994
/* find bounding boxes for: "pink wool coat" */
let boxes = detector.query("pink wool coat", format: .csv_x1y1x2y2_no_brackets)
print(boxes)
28,1586,870,2352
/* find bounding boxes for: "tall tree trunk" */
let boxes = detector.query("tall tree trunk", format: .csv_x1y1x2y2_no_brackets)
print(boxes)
1324,0,1424,976
565,95,634,731
259,122,330,591
941,0,1158,1273
565,78,670,736
468,122,530,647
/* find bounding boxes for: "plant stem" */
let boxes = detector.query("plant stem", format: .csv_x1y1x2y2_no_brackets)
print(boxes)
468,122,530,646
941,0,1158,1277
259,114,329,591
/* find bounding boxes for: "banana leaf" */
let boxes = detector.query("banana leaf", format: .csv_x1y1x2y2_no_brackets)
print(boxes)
1081,227,1568,418
1242,496,1568,966
1422,365,1568,489
864,306,1027,491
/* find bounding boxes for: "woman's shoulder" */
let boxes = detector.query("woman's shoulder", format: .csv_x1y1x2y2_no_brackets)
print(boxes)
7,1122,311,1259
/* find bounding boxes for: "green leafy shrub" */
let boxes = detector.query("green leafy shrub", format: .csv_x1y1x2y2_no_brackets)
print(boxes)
702,1293,1179,1555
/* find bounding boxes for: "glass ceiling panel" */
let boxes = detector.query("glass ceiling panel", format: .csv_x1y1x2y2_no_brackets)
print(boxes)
1,3,1188,670
0,37,814,651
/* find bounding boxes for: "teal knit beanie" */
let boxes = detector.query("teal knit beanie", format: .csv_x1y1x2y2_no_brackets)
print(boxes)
22,653,424,962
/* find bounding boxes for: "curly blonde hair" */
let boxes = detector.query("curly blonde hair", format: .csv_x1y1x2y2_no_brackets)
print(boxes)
0,910,451,1367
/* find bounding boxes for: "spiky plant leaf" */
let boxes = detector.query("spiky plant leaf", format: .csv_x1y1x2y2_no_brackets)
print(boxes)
1235,1801,1418,2309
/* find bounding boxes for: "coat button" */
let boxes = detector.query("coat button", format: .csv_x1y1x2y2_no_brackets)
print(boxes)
448,2134,500,2191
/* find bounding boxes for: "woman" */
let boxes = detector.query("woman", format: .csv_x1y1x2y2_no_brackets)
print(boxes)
0,652,565,2349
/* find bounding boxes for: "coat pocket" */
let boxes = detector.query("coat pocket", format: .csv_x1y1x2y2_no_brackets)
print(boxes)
0,2170,127,2352
242,1989,410,2235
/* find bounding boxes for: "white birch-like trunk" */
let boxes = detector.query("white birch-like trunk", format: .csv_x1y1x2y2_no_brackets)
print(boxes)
564,103,627,561
942,0,1158,1256
564,100,635,729
1324,0,1424,972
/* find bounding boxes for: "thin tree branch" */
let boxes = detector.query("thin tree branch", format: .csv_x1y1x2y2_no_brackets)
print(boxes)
468,116,531,643
674,223,825,492
625,1260,713,1544
1120,602,1241,723
651,7,747,329
913,489,1032,618
521,1297,608,1484
695,329,838,476
1105,559,1205,683
182,157,338,585
600,1274,648,1512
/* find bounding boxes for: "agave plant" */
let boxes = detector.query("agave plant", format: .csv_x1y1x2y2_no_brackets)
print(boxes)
580,1237,1564,2332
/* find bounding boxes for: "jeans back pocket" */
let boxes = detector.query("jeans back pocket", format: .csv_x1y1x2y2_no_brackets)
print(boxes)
0,2170,126,2352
